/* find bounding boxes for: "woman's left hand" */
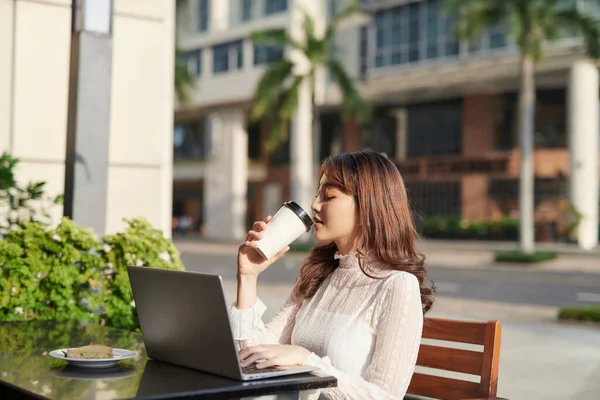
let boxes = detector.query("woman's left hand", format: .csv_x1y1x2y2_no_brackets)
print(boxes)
239,344,312,369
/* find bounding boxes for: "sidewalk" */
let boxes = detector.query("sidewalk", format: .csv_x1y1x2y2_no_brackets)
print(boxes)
174,237,600,275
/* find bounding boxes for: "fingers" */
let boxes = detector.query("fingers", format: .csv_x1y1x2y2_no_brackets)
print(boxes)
238,240,259,254
255,358,277,369
239,346,272,367
245,230,263,242
264,215,272,224
252,220,268,232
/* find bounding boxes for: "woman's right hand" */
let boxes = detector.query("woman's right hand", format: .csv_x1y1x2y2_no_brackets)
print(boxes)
237,216,290,277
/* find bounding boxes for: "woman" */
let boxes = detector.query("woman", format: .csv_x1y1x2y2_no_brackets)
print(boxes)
229,151,435,399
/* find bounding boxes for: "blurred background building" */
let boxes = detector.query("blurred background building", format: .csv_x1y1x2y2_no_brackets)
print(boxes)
173,0,600,242
1,0,174,235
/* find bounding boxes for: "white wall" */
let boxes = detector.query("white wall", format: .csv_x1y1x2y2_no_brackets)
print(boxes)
0,0,13,153
4,0,71,224
1,0,174,237
106,0,174,235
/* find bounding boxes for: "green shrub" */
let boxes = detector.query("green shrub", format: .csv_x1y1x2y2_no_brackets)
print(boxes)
0,152,62,234
0,217,184,331
558,305,600,323
494,250,557,263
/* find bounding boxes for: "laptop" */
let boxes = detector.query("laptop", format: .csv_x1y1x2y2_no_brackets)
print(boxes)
127,266,319,381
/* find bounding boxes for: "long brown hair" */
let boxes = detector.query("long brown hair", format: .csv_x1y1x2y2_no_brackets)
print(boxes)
292,151,435,314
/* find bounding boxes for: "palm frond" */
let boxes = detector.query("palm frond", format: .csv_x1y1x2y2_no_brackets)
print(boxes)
174,48,195,104
266,76,304,153
444,0,506,42
324,1,360,41
327,58,371,124
555,9,600,59
296,5,327,63
250,28,303,51
250,60,295,122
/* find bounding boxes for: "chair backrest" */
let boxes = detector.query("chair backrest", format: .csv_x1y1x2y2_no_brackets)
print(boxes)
406,317,502,400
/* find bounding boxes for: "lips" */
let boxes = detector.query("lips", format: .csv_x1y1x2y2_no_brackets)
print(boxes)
313,216,323,225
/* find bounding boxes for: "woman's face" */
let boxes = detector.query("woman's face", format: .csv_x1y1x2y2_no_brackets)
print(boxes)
311,174,360,253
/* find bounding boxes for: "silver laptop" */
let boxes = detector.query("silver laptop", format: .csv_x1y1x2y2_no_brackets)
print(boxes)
127,266,318,381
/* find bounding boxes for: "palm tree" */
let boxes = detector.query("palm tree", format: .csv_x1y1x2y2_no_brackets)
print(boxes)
445,0,600,253
174,0,196,104
174,48,196,104
250,1,371,153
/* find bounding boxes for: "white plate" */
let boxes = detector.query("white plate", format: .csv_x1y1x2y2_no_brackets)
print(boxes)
49,348,136,368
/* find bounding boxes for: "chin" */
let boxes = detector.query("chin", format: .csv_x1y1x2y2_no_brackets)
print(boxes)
313,230,329,242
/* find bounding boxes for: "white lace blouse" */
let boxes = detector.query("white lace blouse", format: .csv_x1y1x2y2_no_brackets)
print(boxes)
228,253,424,399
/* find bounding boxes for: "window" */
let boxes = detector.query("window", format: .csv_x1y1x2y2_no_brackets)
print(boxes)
212,40,244,73
174,120,210,161
197,0,210,32
372,0,506,69
265,0,287,15
253,43,284,65
183,50,202,76
328,0,339,18
241,0,252,21
405,181,462,219
407,99,463,157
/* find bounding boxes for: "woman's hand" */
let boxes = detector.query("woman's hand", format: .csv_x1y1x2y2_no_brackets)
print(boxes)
239,344,312,369
237,216,290,277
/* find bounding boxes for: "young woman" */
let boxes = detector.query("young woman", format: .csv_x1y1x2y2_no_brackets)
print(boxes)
229,151,435,399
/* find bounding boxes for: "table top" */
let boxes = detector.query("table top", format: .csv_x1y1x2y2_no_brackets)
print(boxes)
0,320,337,400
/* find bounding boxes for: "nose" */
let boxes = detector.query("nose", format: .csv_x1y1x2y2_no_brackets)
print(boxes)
311,196,320,214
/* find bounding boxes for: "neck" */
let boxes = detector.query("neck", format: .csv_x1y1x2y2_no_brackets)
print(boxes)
335,236,360,256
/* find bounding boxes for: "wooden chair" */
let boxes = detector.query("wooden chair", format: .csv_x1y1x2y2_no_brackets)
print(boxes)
405,317,508,400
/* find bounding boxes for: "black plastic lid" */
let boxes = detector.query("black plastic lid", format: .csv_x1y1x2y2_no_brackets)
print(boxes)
283,201,314,232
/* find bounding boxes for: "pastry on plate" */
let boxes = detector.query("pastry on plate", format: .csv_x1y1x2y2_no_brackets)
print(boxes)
66,344,114,359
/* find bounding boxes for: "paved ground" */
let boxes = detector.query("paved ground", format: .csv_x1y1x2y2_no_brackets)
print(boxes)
174,239,600,400
177,242,600,309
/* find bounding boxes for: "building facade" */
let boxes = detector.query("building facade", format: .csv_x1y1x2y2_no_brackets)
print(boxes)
1,0,175,236
174,0,599,247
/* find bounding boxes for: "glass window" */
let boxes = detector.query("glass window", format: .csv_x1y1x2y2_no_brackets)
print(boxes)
253,43,284,65
407,99,463,157
241,0,252,21
265,0,287,15
197,0,210,32
426,0,439,59
212,43,230,73
173,120,209,161
212,40,244,74
408,3,421,62
184,50,202,76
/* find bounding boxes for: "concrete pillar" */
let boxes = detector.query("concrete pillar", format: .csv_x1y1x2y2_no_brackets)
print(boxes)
204,110,248,240
288,1,326,215
211,0,229,31
393,108,407,160
568,59,599,250
64,3,113,236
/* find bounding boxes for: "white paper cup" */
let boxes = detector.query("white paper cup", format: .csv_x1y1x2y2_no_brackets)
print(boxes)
254,201,314,260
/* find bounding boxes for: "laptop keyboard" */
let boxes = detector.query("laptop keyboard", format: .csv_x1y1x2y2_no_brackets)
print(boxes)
242,365,283,375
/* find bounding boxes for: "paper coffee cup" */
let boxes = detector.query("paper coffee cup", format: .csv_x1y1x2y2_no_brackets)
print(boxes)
254,201,313,260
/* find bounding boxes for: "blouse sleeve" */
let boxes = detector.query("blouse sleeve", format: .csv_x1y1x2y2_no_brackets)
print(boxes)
228,292,302,348
301,272,424,399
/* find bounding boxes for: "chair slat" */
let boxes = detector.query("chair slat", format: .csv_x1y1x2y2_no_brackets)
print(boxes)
407,373,484,400
423,318,487,345
480,320,502,396
416,344,484,375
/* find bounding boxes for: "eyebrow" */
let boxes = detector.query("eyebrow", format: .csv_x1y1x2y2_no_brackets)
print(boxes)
317,183,339,194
